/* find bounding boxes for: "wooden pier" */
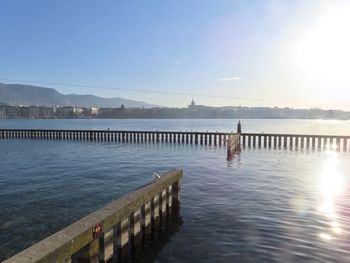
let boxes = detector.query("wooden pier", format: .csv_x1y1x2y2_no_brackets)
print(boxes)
240,133,350,152
3,169,183,263
1,128,349,152
0,129,232,146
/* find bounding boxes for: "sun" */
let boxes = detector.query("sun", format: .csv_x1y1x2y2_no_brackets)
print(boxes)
292,2,350,88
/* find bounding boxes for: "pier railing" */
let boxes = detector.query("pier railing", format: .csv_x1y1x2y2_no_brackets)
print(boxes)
1,129,349,152
241,133,350,152
0,129,233,146
3,169,183,263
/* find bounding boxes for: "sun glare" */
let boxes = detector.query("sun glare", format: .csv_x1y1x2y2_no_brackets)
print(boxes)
292,2,350,88
317,149,345,241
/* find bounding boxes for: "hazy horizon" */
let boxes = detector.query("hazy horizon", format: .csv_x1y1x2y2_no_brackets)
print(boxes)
1,0,349,110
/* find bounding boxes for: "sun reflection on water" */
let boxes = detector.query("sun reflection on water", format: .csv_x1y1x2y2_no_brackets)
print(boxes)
325,142,338,151
318,147,344,241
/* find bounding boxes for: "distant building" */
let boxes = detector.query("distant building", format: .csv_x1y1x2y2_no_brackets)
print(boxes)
91,107,99,116
39,107,55,118
28,106,40,118
74,107,84,117
3,105,19,118
189,98,196,108
18,106,30,118
97,107,126,118
0,105,6,118
56,106,75,118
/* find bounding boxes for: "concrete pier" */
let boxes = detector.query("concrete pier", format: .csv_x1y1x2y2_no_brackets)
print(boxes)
3,169,183,263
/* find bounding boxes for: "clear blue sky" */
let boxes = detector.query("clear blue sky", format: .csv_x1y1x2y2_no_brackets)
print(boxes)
1,0,349,109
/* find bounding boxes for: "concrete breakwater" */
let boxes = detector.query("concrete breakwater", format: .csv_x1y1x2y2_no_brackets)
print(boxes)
3,169,183,263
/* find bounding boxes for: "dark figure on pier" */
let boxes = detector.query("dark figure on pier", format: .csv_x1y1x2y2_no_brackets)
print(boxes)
237,121,242,134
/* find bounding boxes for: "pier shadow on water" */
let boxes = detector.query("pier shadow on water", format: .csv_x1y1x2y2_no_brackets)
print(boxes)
132,214,183,263
72,208,183,263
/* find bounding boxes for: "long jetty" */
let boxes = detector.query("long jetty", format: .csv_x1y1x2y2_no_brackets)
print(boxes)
4,169,183,263
0,129,233,146
240,133,350,152
1,128,349,152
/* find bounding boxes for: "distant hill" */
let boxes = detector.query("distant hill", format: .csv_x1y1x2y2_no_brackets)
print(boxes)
0,83,157,108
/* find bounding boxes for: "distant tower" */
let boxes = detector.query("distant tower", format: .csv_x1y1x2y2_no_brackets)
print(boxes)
120,104,126,111
237,120,242,134
189,98,195,108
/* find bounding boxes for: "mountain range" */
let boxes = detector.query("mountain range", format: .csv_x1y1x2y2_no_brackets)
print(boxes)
0,83,157,108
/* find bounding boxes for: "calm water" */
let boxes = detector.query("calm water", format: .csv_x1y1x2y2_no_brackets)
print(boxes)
1,119,350,262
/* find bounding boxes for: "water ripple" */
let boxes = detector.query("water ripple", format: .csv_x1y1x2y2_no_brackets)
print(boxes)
0,139,349,262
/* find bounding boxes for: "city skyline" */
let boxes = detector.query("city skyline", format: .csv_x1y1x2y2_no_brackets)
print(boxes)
1,0,350,110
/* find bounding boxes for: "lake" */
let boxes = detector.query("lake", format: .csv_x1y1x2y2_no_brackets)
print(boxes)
0,119,349,262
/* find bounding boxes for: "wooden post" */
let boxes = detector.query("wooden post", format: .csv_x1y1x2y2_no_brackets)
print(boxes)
130,209,142,257
277,136,281,148
172,181,180,214
263,135,267,148
343,138,348,152
116,218,129,262
76,239,99,263
159,190,167,219
99,229,114,262
318,137,322,149
142,202,152,230
336,138,340,151
165,186,172,218
151,195,160,221
289,136,293,149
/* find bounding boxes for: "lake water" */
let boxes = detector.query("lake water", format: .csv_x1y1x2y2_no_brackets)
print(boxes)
0,119,350,262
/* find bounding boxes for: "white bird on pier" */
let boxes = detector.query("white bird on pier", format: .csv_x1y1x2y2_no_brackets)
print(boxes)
153,172,160,179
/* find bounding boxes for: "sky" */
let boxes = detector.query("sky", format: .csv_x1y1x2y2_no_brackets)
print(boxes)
0,0,349,110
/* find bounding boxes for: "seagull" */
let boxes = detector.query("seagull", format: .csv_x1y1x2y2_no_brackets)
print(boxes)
153,172,161,179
